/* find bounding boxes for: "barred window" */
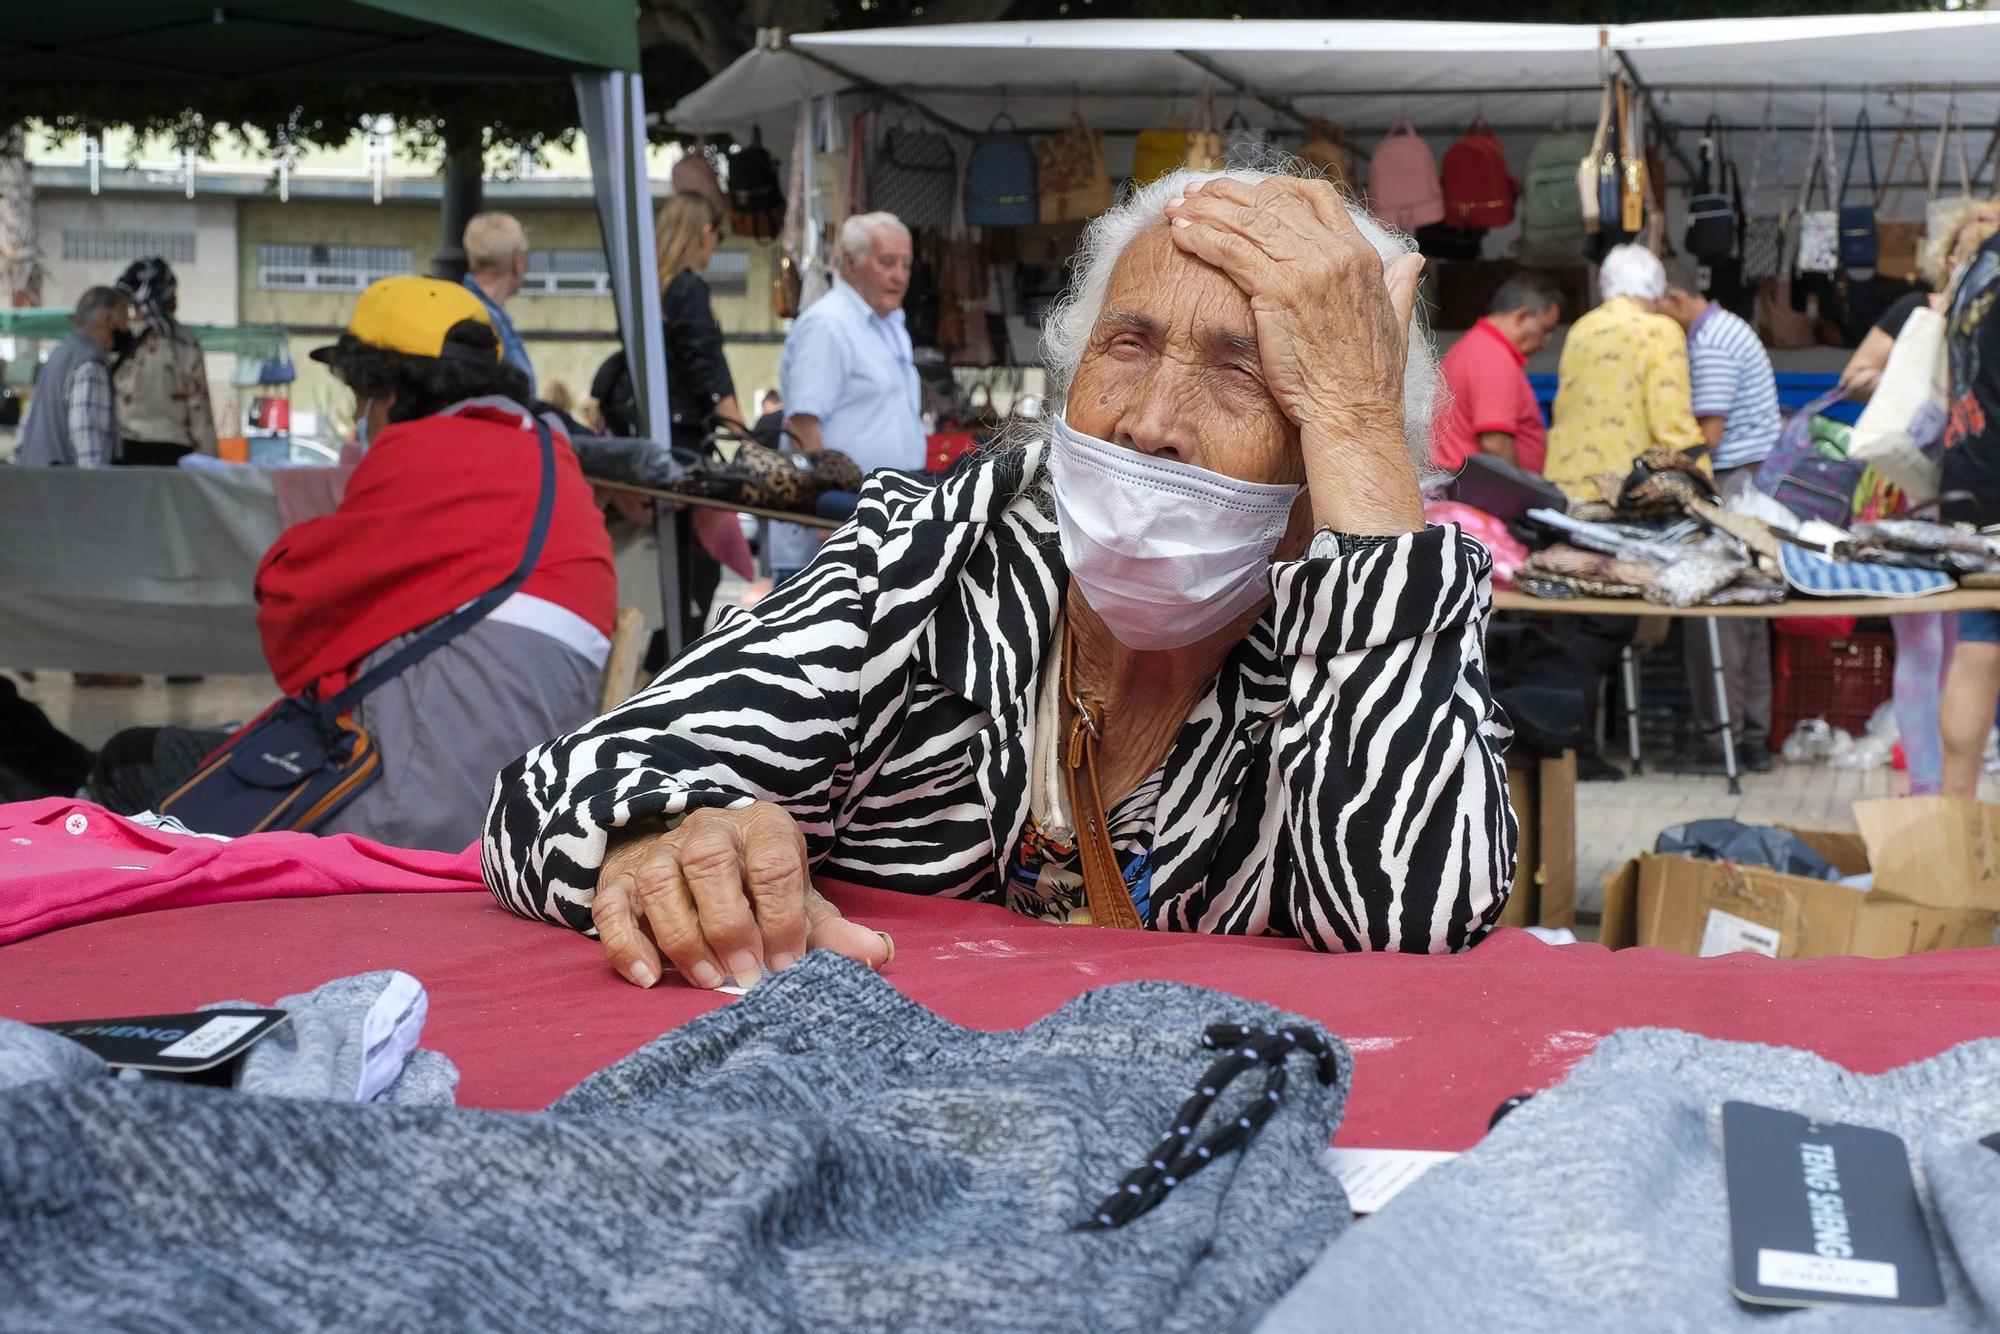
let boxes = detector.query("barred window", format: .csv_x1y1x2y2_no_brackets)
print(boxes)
512,247,747,297
521,248,609,297
701,249,749,298
257,243,411,292
63,230,196,264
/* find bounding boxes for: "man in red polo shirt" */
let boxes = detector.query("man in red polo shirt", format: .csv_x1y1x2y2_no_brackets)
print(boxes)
1432,275,1564,473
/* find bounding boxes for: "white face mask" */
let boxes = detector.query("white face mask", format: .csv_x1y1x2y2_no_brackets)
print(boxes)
1049,415,1303,651
353,398,375,451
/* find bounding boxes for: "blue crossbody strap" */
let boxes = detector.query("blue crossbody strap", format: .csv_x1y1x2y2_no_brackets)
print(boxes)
317,415,557,726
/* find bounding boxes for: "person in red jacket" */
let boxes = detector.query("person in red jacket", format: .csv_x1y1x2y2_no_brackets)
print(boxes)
91,277,616,851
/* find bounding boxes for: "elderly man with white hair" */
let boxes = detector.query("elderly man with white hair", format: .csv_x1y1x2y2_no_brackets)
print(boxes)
460,211,536,398
1543,243,1706,499
767,211,923,578
483,171,1517,989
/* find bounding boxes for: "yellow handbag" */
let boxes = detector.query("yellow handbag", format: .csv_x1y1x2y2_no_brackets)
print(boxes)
1035,111,1114,223
1134,121,1189,186
1299,118,1355,191
1618,79,1646,236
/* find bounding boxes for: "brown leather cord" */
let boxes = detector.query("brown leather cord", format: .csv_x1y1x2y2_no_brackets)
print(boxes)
1062,626,1144,931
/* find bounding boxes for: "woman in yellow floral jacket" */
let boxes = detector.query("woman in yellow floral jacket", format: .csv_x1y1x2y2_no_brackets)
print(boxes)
1544,245,1706,499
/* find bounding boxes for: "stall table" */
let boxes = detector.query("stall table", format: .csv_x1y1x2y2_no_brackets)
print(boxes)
1494,587,2000,793
3,884,1995,1151
0,466,286,675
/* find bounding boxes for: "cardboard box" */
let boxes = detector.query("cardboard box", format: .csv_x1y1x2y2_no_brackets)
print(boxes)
1600,798,2000,959
1497,749,1577,930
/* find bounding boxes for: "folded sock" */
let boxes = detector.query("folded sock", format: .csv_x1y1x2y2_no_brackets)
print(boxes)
216,969,457,1106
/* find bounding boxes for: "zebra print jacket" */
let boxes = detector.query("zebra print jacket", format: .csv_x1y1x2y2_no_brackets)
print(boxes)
484,440,1517,953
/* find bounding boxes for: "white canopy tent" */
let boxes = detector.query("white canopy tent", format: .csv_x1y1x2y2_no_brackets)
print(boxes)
669,15,2000,198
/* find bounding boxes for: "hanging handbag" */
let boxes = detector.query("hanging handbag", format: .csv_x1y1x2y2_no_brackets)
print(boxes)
1617,78,1646,236
1740,104,1782,280
1872,110,1932,282
1685,116,1738,262
1133,120,1189,186
1927,96,1978,244
1223,109,1270,169
158,420,557,837
772,253,802,320
1579,80,1612,235
1837,110,1881,270
1183,86,1225,173
1795,109,1841,276
1298,119,1354,190
1035,110,1114,224
872,117,957,230
964,113,1038,228
671,136,728,226
726,126,787,241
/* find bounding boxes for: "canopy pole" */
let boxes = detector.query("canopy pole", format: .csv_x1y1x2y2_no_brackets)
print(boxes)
1616,51,1700,186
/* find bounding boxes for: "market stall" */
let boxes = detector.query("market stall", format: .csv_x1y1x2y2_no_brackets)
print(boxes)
666,14,2000,378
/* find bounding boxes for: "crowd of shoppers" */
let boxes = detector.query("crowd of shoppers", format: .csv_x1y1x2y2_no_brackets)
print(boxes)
1432,224,2000,791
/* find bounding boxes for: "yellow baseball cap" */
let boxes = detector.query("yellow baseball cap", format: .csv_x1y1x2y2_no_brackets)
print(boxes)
309,275,495,363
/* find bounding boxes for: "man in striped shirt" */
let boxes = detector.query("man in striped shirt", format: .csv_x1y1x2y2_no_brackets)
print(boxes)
1661,269,1782,771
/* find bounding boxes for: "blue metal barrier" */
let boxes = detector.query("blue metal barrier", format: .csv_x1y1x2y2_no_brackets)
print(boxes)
1528,371,1859,428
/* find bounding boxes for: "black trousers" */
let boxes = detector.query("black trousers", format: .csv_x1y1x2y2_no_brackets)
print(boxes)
116,440,193,467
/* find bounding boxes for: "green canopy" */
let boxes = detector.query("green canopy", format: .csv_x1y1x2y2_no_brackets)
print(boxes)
0,310,290,359
0,2,639,86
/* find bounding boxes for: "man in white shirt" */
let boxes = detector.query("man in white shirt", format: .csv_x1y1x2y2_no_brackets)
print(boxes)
770,212,925,579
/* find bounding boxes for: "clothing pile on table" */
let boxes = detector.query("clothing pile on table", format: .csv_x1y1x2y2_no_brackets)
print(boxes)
1511,450,2000,608
0,954,1349,1333
5,950,1998,1331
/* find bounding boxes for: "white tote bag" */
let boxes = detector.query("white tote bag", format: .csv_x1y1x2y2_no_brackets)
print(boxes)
1794,108,1841,276
1850,303,1948,503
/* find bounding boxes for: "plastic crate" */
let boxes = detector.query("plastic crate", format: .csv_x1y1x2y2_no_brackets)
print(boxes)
1771,632,1896,744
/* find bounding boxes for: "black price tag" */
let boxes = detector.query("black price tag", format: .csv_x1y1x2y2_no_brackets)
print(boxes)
37,1009,289,1075
1721,1100,1943,1310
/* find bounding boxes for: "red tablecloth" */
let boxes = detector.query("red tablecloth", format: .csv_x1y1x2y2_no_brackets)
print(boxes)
4,885,1996,1150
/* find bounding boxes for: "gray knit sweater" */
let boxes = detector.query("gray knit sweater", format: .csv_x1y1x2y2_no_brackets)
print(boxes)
0,952,1351,1333
1259,1028,2000,1333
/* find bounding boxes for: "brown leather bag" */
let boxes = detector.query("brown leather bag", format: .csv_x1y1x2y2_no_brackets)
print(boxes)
1035,111,1114,223
1755,276,1817,350
772,253,802,320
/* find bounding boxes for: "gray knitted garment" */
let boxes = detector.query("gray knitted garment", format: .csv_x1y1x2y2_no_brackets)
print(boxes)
1259,1028,2000,1333
0,952,1351,1333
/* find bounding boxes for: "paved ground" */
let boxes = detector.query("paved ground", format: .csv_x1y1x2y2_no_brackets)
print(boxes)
1569,756,2000,916
19,667,1998,924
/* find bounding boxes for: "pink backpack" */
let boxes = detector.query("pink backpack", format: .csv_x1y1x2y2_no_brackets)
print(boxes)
1368,122,1445,232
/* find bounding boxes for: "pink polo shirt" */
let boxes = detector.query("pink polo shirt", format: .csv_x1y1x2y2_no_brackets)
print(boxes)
1433,318,1546,473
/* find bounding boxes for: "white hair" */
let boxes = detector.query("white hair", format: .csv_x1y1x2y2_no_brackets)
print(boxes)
1599,244,1666,302
1039,167,1439,473
837,211,912,265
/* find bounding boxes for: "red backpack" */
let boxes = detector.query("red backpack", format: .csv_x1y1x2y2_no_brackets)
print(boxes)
1442,121,1520,230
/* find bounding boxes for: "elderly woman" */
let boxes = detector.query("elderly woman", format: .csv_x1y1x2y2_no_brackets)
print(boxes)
485,170,1516,990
